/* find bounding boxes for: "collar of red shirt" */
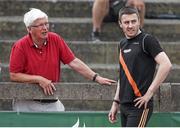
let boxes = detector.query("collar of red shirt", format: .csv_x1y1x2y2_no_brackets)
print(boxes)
27,34,48,48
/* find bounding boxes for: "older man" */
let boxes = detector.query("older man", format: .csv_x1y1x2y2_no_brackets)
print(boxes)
9,8,116,112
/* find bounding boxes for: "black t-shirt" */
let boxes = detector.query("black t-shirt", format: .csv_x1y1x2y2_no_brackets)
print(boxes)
119,32,163,104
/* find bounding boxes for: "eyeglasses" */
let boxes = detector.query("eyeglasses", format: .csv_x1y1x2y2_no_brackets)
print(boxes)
31,22,49,29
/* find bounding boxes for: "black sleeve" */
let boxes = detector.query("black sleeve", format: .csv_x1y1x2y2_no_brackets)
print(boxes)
144,35,163,58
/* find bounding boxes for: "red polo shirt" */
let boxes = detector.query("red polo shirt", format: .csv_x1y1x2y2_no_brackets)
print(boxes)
10,32,75,82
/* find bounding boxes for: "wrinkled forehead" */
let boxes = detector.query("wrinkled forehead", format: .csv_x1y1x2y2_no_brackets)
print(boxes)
120,13,139,22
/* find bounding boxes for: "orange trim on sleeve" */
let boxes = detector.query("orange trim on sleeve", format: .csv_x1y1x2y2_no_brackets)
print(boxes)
119,50,142,97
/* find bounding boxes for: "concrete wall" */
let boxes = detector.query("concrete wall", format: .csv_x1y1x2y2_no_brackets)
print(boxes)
0,82,179,112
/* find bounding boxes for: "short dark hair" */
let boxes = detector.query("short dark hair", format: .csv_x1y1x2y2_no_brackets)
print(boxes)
118,6,140,22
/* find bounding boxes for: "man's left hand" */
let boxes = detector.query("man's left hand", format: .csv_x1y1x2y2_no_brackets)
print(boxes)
96,76,116,85
134,90,154,109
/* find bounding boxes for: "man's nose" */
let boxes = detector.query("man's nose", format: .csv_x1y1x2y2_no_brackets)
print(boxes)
128,22,133,28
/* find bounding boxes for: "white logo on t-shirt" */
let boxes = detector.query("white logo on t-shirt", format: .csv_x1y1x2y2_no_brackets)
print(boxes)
123,49,131,53
133,42,139,45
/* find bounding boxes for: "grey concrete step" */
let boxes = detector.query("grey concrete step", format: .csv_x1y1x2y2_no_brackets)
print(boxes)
0,17,180,41
145,0,180,19
1,63,180,83
0,0,93,17
1,0,180,18
1,40,179,65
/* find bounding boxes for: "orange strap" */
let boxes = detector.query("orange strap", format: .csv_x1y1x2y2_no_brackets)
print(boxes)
119,50,142,97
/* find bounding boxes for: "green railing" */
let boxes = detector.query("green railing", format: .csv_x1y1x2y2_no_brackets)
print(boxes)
0,111,180,127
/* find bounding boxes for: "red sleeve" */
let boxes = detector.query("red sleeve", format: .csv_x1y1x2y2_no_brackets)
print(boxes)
9,43,26,73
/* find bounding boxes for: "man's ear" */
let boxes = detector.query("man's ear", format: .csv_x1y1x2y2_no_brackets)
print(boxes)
119,21,122,28
27,27,31,33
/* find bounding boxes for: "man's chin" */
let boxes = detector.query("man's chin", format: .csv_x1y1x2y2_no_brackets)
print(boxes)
42,34,48,39
127,33,136,38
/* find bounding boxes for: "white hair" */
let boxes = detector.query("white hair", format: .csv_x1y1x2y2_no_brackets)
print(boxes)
23,8,48,27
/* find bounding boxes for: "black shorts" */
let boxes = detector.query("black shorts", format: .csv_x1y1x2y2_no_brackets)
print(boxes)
120,102,153,127
103,0,125,22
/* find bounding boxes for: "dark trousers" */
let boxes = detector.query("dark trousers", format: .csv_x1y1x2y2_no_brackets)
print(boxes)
120,102,153,127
